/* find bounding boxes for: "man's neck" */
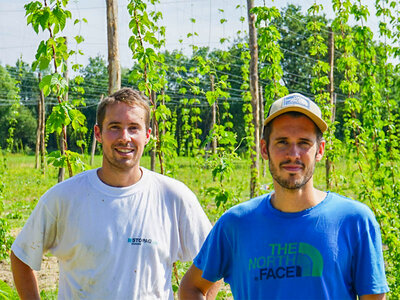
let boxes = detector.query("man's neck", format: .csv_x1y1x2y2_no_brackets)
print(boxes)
97,165,142,187
271,182,326,213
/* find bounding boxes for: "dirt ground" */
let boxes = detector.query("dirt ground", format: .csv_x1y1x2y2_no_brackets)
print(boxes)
1,228,59,292
0,255,59,292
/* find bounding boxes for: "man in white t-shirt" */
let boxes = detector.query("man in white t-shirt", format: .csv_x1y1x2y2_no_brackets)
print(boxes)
11,88,215,299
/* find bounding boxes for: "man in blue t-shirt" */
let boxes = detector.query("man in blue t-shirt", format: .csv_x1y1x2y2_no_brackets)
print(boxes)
179,93,389,300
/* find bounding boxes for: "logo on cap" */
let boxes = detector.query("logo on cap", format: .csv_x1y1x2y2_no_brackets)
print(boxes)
283,94,310,109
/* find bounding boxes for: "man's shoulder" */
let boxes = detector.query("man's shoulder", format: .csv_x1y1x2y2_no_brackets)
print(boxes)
43,169,94,197
328,192,371,210
325,192,376,221
222,194,268,220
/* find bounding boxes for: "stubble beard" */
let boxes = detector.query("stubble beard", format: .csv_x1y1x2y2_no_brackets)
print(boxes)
269,158,316,190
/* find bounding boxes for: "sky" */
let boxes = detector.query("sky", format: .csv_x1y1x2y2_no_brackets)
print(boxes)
0,0,382,70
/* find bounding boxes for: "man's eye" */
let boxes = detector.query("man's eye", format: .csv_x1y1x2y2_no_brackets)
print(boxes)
299,142,312,149
299,141,311,146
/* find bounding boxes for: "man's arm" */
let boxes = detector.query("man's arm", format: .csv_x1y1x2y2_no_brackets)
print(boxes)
10,251,40,300
359,294,386,300
179,264,220,300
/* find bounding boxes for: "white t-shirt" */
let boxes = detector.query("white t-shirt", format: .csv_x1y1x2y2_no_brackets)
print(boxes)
12,167,212,299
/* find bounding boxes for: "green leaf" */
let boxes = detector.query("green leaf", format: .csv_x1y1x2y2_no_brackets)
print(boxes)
74,35,84,44
38,7,50,31
70,109,86,131
46,104,71,134
39,74,52,96
53,6,67,33
38,56,51,71
46,150,65,168
0,280,15,300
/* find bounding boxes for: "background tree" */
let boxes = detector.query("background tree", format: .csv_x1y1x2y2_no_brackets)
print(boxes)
6,59,40,117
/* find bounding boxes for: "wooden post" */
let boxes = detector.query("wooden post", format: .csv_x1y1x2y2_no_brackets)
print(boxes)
91,0,120,166
58,37,69,182
90,0,121,166
36,73,46,173
91,95,104,166
106,0,121,94
210,74,217,154
36,73,43,169
150,91,156,171
247,0,260,197
259,84,266,177
40,77,46,173
161,88,166,162
326,28,335,190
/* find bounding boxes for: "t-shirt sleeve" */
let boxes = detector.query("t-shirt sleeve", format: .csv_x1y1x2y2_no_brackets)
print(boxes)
178,187,212,262
11,192,58,271
353,211,389,296
193,215,232,283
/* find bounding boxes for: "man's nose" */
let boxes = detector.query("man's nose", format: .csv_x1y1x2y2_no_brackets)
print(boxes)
119,128,131,141
287,144,300,158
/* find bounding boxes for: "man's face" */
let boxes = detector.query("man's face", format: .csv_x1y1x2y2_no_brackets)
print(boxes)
94,101,151,173
261,114,325,190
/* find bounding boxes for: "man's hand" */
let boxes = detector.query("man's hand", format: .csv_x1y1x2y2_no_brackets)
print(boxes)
10,251,41,300
359,294,386,300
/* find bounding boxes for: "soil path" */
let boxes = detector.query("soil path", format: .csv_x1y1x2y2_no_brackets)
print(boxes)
0,255,59,291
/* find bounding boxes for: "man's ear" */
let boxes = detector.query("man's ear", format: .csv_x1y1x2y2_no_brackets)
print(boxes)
315,140,326,162
145,128,152,145
260,139,269,160
94,124,102,143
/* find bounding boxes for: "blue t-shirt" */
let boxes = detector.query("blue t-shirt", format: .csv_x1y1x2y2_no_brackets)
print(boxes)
194,192,389,300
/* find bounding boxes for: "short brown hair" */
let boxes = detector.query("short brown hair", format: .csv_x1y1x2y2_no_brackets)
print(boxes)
96,88,151,131
262,111,323,149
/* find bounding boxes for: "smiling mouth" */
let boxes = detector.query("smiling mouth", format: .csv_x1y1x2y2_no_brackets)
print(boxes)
115,147,134,154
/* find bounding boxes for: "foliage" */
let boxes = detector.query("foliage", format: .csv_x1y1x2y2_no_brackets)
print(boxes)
0,65,20,153
331,0,400,296
0,280,19,300
0,66,18,102
6,59,40,116
127,0,174,175
306,3,340,190
273,5,329,95
253,5,288,196
254,6,287,101
25,0,88,176
0,152,13,261
71,55,108,131
0,105,37,152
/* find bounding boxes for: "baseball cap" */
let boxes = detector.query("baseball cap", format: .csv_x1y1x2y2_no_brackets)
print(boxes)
264,93,328,133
